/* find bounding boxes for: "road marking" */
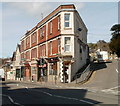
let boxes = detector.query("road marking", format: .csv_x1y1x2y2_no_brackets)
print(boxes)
0,94,23,106
106,86,120,90
101,86,120,95
116,69,118,73
42,91,52,96
28,88,95,104
54,95,94,104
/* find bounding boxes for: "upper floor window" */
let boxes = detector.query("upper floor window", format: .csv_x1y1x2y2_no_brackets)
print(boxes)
58,16,60,30
50,41,52,55
40,27,44,39
26,37,30,47
50,21,52,34
31,32,37,44
58,38,61,53
41,45,45,57
64,13,70,28
64,37,71,52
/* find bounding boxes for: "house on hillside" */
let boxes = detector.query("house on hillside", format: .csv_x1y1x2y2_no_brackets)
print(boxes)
20,4,89,83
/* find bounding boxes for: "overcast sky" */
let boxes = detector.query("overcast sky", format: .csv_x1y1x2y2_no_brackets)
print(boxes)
0,1,118,58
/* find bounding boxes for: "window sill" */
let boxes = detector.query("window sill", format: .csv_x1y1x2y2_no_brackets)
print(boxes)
64,27,72,30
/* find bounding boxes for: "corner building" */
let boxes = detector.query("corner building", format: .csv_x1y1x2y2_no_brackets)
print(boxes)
20,4,89,83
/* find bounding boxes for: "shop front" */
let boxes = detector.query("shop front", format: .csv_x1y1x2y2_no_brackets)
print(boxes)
24,63,31,81
37,58,47,82
31,64,37,82
46,57,59,83
59,56,73,83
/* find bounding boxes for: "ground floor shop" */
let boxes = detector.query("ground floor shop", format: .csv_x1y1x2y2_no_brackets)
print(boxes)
37,58,47,82
15,56,87,83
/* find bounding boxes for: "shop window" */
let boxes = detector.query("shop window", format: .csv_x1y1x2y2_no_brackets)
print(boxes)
31,67,37,74
49,63,57,75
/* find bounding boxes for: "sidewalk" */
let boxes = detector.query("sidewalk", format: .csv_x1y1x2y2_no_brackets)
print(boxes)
5,79,85,89
4,78,119,95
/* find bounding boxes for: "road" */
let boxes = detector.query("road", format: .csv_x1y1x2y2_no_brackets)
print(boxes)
81,60,119,95
1,80,118,105
1,60,119,105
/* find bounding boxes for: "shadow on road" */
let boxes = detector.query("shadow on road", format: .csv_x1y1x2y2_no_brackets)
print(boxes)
90,61,112,72
2,82,102,105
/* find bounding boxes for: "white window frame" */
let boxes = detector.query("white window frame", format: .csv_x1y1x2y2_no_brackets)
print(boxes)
50,42,52,55
64,13,70,28
64,37,71,52
58,38,60,53
58,16,60,30
41,46,43,57
50,21,52,34
40,27,44,39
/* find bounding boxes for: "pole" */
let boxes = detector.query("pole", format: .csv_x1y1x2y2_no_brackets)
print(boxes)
20,67,21,81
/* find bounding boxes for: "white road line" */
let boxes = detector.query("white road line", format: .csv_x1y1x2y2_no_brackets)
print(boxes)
80,99,94,104
42,91,52,96
28,88,95,104
16,84,95,104
0,94,23,106
116,69,118,73
54,95,94,104
107,86,120,90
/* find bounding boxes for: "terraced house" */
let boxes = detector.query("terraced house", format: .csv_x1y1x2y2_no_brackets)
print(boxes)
20,4,89,83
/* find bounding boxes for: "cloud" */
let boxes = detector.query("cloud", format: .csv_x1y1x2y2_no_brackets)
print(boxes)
9,2,50,15
8,2,85,18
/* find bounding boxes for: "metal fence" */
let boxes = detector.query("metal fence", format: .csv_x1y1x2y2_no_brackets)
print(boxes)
75,64,91,84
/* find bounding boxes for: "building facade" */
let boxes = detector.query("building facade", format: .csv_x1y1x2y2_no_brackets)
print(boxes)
20,4,88,83
11,44,22,80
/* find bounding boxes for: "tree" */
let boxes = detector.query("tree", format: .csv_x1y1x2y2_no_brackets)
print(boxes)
109,24,120,57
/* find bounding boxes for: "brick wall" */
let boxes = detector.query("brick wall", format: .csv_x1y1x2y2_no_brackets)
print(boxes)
31,48,37,59
48,39,59,58
26,36,30,49
48,16,60,40
31,32,37,47
38,44,46,58
38,25,46,44
26,51,30,60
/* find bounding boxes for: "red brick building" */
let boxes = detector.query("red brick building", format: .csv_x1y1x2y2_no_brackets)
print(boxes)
20,4,88,83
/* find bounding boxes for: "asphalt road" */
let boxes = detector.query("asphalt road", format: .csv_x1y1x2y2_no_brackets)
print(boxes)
1,81,118,105
81,60,119,94
1,60,119,105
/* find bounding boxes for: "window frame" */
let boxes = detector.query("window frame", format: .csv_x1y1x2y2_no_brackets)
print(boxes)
58,15,60,30
58,38,61,53
64,37,71,52
50,41,52,55
40,27,44,40
64,13,70,28
50,21,52,34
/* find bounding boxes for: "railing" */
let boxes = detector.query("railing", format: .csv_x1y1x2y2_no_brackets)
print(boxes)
75,64,91,84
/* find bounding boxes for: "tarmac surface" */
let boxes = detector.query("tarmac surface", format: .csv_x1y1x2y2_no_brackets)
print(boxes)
1,59,119,105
